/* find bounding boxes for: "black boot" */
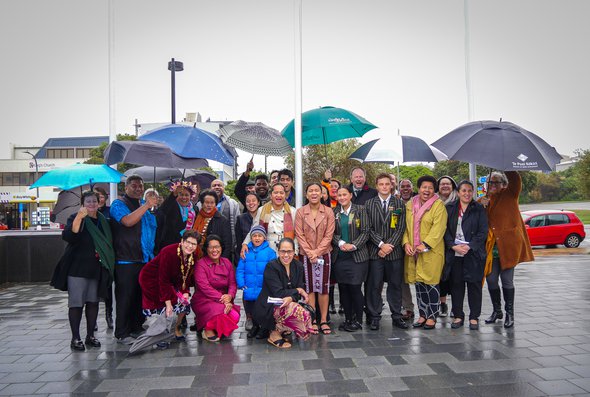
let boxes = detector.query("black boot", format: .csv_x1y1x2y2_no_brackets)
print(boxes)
105,308,114,330
485,288,503,324
503,288,515,328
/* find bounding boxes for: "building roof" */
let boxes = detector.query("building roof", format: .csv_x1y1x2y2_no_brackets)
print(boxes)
36,136,109,158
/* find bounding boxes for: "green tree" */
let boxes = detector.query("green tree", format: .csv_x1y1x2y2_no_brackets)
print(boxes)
573,149,590,199
397,165,433,187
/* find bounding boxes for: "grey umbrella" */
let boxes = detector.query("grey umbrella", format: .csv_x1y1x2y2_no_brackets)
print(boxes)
124,167,197,183
104,140,209,169
218,120,292,157
129,312,177,354
51,183,111,224
432,120,562,171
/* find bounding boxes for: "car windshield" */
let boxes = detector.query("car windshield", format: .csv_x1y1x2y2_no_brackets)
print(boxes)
521,213,529,221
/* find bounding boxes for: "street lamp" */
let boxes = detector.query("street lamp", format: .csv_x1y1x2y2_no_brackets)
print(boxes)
24,150,41,230
168,58,184,124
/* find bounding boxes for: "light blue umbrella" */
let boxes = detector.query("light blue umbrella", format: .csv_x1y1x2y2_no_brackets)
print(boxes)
30,163,124,190
138,124,235,166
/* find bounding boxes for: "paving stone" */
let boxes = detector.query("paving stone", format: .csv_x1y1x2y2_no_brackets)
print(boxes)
363,376,409,392
94,376,195,392
286,369,324,384
0,382,44,395
530,380,587,395
305,379,368,395
531,366,581,380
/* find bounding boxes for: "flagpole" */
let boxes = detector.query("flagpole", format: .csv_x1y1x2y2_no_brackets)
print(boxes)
294,0,303,208
108,0,117,203
464,0,477,191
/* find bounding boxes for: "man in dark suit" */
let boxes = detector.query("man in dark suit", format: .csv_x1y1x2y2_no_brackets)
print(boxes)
365,173,408,330
348,167,378,206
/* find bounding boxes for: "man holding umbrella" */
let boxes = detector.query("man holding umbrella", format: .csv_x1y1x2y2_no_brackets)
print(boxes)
110,175,158,344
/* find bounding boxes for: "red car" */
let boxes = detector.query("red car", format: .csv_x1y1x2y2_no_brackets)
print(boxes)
521,210,586,248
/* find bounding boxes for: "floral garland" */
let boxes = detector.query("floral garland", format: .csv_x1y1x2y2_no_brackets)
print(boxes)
177,243,195,290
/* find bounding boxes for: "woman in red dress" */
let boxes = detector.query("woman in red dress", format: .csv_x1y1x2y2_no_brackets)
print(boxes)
139,230,201,340
191,234,240,342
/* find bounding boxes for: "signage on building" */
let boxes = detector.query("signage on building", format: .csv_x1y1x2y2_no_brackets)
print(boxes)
28,161,59,171
0,191,38,203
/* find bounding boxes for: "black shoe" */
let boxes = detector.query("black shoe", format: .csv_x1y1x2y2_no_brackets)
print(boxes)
338,321,348,331
413,318,426,328
106,314,114,330
70,339,85,351
439,302,448,317
344,321,362,332
423,319,437,330
503,287,515,329
85,336,101,348
247,325,260,339
370,319,380,330
392,318,408,329
329,305,337,315
255,328,270,339
451,319,464,329
469,321,479,330
189,323,198,332
338,306,344,314
485,288,503,324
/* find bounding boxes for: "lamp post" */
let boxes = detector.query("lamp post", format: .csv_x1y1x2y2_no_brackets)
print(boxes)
24,150,41,230
168,58,184,124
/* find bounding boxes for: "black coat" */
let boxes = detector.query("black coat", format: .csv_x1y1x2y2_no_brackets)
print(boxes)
235,212,253,260
156,194,191,254
206,211,233,260
348,183,378,206
443,200,488,282
253,258,305,331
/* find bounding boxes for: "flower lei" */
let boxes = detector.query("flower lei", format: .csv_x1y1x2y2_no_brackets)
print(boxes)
170,180,198,198
177,243,195,290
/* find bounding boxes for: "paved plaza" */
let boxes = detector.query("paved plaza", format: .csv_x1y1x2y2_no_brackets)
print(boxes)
1,253,590,396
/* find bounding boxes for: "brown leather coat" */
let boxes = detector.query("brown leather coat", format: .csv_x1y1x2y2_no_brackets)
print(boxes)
483,171,534,270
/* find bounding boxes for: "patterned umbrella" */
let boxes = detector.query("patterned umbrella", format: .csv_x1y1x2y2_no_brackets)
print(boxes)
218,120,292,157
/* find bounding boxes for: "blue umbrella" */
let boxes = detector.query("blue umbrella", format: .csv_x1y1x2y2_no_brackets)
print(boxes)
138,124,235,166
30,164,124,190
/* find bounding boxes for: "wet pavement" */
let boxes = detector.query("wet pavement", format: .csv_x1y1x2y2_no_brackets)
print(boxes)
1,252,590,396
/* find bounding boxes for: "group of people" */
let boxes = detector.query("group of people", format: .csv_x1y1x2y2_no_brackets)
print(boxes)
52,158,533,351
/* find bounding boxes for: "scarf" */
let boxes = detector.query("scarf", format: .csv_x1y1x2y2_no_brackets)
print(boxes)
258,201,295,240
410,194,439,251
178,202,196,236
84,212,115,278
193,207,217,244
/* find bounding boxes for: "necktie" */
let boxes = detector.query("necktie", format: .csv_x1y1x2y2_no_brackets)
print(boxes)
382,200,387,213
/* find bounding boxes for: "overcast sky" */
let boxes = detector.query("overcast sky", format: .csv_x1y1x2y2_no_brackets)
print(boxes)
1,0,589,173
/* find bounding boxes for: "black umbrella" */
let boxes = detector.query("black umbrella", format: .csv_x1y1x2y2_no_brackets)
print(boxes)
124,167,199,183
349,135,448,164
432,120,562,171
52,183,110,224
104,140,209,169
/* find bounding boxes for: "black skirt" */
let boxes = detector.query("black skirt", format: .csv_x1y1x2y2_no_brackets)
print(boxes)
333,256,368,285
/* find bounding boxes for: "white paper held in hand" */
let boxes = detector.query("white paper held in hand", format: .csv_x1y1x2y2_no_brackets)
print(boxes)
267,297,284,305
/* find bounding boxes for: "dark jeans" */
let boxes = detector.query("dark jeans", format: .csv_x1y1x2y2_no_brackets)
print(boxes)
338,283,364,323
114,263,145,339
366,258,403,320
486,258,515,289
450,257,482,321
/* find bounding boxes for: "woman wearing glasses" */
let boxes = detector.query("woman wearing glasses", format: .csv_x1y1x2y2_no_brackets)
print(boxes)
254,238,313,349
479,172,533,328
191,234,240,341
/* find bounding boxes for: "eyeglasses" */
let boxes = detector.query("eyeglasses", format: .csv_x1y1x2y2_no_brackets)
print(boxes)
278,250,294,255
183,240,198,247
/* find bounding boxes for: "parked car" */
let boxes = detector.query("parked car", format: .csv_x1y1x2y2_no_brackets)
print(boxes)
521,210,586,248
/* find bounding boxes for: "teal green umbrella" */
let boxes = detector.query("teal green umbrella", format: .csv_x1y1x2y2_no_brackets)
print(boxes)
281,106,377,147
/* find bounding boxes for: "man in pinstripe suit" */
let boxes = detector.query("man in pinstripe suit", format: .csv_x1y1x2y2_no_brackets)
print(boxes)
365,173,408,330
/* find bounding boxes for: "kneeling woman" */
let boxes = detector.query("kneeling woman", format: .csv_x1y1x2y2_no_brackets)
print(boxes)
191,235,240,341
254,238,313,348
139,230,201,340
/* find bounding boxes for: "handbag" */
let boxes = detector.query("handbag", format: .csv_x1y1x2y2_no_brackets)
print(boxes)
298,302,316,319
50,244,74,292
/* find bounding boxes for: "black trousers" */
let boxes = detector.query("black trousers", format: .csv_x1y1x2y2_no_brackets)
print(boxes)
114,263,145,339
366,258,403,320
450,257,482,321
104,284,113,315
338,283,364,323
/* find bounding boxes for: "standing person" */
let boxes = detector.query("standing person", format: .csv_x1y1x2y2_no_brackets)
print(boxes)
242,183,297,256
436,175,458,317
156,181,199,254
403,175,447,330
192,190,232,260
210,179,240,262
93,186,113,329
139,231,200,340
269,170,279,186
54,190,114,350
191,235,240,341
110,175,158,344
348,167,378,206
480,171,533,328
278,169,296,207
234,158,270,207
444,181,488,330
398,179,416,321
295,182,336,334
234,192,261,265
365,173,408,330
253,238,313,348
236,225,277,338
332,186,370,332
321,169,340,208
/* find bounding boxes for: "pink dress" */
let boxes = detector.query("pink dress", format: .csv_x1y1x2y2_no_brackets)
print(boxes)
191,256,240,336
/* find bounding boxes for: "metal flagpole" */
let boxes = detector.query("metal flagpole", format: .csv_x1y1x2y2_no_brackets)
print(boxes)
464,0,477,190
108,0,118,202
294,0,303,208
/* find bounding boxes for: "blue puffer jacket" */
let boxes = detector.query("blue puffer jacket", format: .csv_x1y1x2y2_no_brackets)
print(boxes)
236,240,277,301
